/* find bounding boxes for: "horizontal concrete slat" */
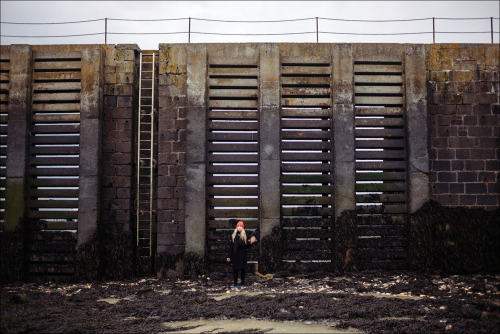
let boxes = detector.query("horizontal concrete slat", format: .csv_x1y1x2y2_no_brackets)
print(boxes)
281,207,332,216
209,120,259,131
281,119,331,129
32,103,80,112
281,163,332,173
281,66,331,75
30,178,79,187
282,130,331,140
355,183,406,192
207,143,258,152
33,92,81,102
282,97,331,107
209,99,259,109
281,185,332,194
355,107,404,116
208,154,258,163
354,96,404,105
354,117,404,127
208,110,259,120
281,152,331,161
207,164,259,174
34,61,81,70
209,89,258,97
281,108,331,118
30,146,79,155
207,187,258,196
208,198,259,207
281,76,331,86
354,64,403,73
354,74,403,84
208,132,259,142
281,196,333,205
33,72,82,81
31,135,80,144
207,209,259,219
29,210,78,219
355,161,406,170
354,85,404,94
208,78,259,86
356,194,407,203
281,87,331,96
33,82,81,91
355,139,405,148
32,124,80,134
207,175,258,185
355,172,406,181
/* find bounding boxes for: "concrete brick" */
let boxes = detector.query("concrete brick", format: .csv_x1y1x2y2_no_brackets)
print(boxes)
438,172,457,182
433,160,450,171
476,195,498,205
466,183,488,194
450,183,464,194
465,160,485,170
459,195,476,205
458,172,477,182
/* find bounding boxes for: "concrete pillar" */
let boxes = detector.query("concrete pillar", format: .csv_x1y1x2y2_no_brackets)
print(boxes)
185,44,207,256
405,44,429,213
332,44,355,217
78,46,104,246
5,45,32,231
259,44,281,238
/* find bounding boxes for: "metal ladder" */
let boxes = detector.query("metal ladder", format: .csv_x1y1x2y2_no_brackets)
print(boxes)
136,53,156,258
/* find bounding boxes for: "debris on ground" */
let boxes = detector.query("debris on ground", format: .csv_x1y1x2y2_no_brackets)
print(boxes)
1,271,499,333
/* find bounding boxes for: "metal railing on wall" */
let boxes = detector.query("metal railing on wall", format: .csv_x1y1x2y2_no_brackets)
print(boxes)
1,16,499,44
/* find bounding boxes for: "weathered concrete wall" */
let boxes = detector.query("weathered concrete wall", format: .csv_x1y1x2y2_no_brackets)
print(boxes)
101,44,139,233
427,44,499,210
0,43,498,280
157,44,188,257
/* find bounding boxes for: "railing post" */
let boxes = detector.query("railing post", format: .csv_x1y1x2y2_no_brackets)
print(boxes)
105,18,107,45
433,17,435,44
188,17,191,43
316,17,319,43
491,17,494,44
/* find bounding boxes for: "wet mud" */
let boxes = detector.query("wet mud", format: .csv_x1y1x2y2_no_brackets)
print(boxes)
1,271,499,334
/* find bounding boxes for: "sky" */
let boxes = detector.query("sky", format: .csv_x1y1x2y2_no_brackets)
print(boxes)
1,1,499,49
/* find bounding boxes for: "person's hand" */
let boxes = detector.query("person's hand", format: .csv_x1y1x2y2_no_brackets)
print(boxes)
250,236,257,244
227,258,230,262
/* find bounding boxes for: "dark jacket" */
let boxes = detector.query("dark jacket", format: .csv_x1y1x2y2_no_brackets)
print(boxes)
228,231,254,270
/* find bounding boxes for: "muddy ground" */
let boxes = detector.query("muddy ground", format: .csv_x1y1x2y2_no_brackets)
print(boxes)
1,271,499,334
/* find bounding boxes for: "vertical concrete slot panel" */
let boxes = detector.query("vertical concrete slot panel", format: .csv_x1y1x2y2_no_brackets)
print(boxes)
205,44,260,268
278,44,335,271
0,46,11,228
352,44,409,270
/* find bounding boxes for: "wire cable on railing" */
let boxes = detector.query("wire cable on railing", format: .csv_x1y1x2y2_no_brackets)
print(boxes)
191,31,316,36
319,31,433,36
190,17,316,23
1,16,499,25
0,18,105,24
0,32,105,38
319,17,433,22
108,32,188,35
107,18,189,22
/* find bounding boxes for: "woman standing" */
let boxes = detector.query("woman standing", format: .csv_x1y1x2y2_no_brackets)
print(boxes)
227,221,257,290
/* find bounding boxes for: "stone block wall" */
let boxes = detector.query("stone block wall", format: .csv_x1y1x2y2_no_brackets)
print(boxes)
156,44,187,255
101,45,139,232
427,44,499,210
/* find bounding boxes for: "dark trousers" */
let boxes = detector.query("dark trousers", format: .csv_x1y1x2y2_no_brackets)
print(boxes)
233,268,246,286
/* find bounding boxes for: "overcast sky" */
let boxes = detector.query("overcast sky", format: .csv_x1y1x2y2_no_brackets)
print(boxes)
1,1,499,49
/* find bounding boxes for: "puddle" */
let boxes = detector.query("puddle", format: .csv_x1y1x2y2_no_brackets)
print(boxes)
161,319,363,333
